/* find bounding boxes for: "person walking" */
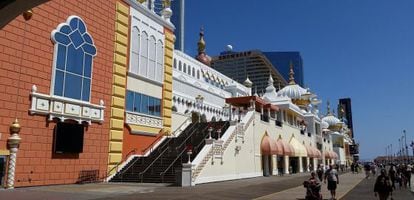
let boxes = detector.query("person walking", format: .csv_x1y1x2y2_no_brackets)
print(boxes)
374,169,393,200
317,165,324,182
324,164,339,200
388,165,396,190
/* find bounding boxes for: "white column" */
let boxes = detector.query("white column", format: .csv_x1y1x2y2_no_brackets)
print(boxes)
299,156,304,173
313,158,317,171
306,157,311,172
273,155,278,175
284,155,289,174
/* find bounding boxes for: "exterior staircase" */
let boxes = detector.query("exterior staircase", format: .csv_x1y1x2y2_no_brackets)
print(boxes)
109,121,230,183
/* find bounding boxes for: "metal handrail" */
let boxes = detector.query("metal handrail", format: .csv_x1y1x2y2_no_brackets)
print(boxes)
175,123,207,151
160,125,211,181
138,146,170,182
106,148,137,179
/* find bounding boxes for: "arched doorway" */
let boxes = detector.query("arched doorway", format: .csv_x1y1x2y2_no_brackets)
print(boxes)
261,133,277,176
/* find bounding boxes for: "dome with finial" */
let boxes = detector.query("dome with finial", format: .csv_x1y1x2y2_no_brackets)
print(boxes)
321,101,342,131
277,61,307,100
263,74,278,101
243,76,253,88
195,27,212,66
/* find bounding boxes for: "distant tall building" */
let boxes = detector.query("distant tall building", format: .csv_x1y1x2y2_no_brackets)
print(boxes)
338,98,354,138
262,52,305,87
211,50,287,94
171,0,185,51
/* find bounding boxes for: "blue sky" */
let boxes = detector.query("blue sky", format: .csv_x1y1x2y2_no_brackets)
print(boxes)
181,0,414,160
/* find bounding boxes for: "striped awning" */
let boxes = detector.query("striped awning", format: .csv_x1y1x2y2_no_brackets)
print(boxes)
261,135,282,155
276,138,294,156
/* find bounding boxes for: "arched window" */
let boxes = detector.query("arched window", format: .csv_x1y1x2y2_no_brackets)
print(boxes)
178,61,182,71
156,40,163,82
183,63,187,73
51,16,96,102
192,67,195,77
148,36,156,80
130,26,140,74
139,31,148,76
173,58,177,69
197,70,200,79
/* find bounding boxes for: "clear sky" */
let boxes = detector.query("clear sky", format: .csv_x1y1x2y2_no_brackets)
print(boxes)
181,0,414,160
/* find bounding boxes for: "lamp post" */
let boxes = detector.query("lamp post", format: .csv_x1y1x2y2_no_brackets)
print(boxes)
187,149,192,164
403,130,408,163
7,119,22,189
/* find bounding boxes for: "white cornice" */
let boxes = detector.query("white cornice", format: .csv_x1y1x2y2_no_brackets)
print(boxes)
127,0,175,31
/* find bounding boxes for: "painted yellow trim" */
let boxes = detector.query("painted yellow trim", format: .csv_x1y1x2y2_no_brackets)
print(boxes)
113,75,126,87
116,23,129,37
164,83,172,91
165,48,173,58
116,12,129,26
111,107,124,119
108,1,129,170
164,74,172,84
0,149,10,155
163,99,172,109
163,91,172,100
111,96,125,108
112,85,125,98
110,119,124,130
109,141,123,152
114,53,127,66
108,153,122,164
128,124,162,134
115,42,128,56
116,2,129,16
115,32,128,46
114,64,127,77
110,130,123,141
163,118,172,127
163,109,171,118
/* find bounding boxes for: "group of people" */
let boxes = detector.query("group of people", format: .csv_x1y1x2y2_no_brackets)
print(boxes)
373,163,412,200
305,164,339,200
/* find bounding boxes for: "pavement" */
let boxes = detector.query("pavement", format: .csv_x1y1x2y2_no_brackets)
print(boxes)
255,172,365,200
1,171,405,200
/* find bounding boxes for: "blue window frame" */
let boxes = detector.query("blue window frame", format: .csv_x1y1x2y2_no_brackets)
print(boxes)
51,16,97,102
126,90,161,117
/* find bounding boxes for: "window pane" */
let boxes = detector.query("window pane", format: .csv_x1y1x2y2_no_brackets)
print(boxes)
64,73,82,100
139,32,148,76
130,52,139,74
155,99,161,116
54,70,64,96
82,78,90,101
139,56,147,76
134,93,141,113
183,63,186,73
148,97,155,115
84,55,92,77
66,44,84,75
156,63,163,82
173,59,177,69
126,90,134,112
140,95,148,114
56,45,66,70
148,60,155,79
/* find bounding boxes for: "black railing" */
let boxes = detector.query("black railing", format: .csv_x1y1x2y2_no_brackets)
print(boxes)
275,120,282,127
260,115,269,122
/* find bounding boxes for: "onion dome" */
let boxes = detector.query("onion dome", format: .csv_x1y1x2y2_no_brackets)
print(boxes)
263,74,278,102
321,101,342,131
277,62,309,107
243,76,253,88
321,120,330,130
195,27,212,66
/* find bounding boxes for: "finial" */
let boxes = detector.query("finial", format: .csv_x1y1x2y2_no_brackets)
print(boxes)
162,0,171,8
289,61,296,85
268,73,274,85
277,82,281,91
197,26,206,53
327,100,331,115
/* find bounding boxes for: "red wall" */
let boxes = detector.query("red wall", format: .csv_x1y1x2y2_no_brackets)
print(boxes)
0,0,116,187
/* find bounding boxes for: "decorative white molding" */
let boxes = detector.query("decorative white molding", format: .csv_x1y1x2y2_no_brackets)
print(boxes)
29,85,105,124
126,112,163,128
